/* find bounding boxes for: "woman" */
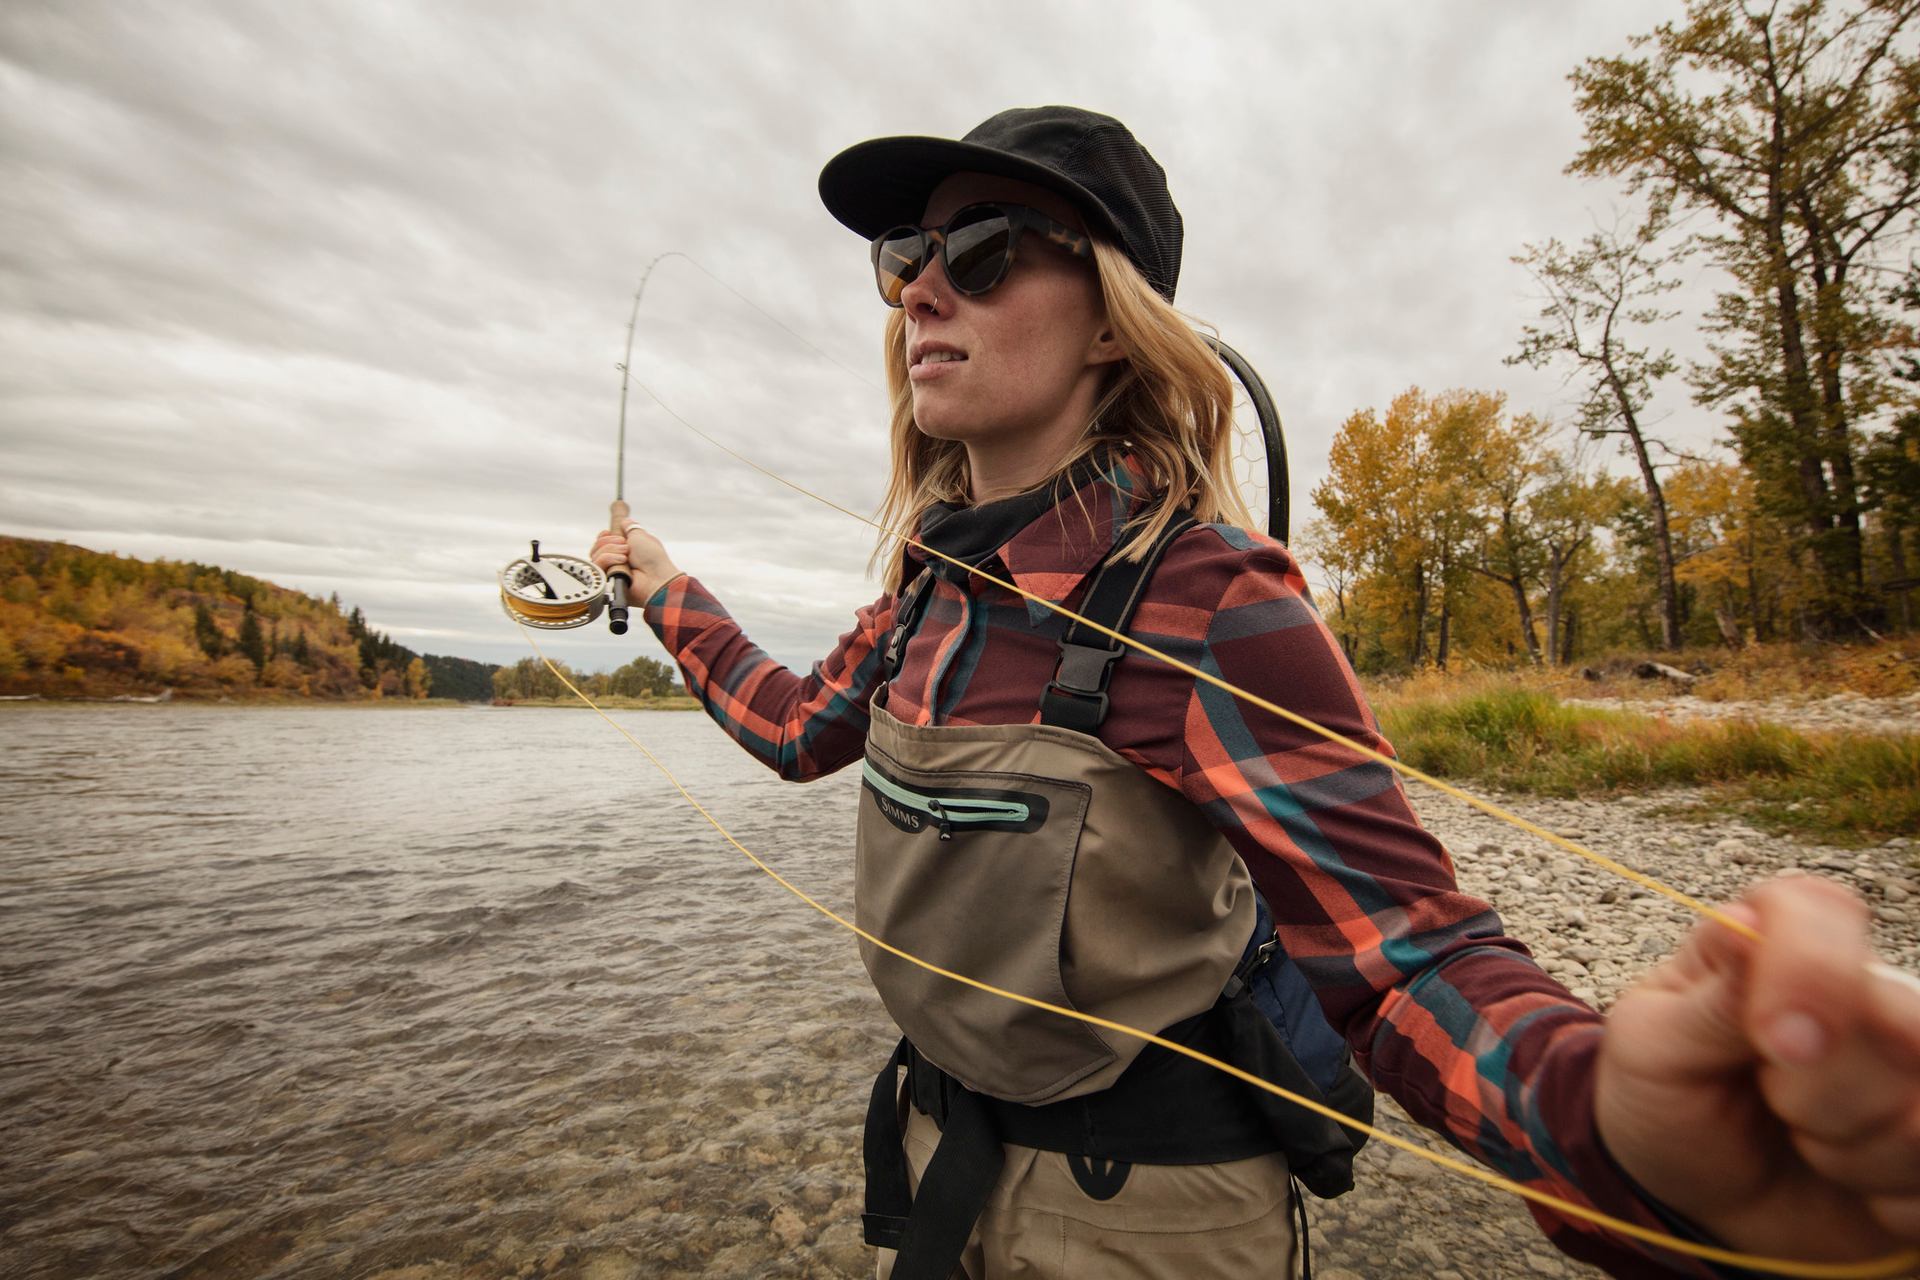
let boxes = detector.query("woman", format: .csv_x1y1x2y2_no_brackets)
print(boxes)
592,107,1920,1279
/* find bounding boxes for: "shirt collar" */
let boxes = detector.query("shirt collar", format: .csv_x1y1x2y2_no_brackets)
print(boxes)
910,451,1151,626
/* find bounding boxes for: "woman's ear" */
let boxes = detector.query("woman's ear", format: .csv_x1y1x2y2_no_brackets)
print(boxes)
1086,323,1125,367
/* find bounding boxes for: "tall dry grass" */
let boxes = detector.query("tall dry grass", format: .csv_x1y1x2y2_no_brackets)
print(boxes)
1368,679,1920,847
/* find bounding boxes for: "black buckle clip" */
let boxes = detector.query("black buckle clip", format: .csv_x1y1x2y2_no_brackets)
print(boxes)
1044,640,1125,726
1048,640,1124,695
1238,930,1281,981
882,623,909,675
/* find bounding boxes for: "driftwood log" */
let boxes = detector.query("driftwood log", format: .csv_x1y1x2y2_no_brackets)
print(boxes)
1632,660,1698,684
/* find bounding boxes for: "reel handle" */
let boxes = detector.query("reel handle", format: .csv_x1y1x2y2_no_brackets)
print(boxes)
606,499,632,635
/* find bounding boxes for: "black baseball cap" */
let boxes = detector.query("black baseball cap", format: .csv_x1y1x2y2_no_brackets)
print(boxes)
818,105,1184,301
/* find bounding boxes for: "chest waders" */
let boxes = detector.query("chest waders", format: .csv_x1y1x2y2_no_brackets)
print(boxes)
858,513,1374,1280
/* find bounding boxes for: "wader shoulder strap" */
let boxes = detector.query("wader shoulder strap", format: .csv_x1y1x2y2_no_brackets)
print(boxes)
1039,512,1198,733
880,570,938,685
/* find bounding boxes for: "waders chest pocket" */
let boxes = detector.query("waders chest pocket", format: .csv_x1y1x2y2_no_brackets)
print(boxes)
854,701,1254,1105
861,760,1051,840
855,751,1111,1102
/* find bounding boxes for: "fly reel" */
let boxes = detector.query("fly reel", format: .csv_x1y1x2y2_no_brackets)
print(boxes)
500,540,615,631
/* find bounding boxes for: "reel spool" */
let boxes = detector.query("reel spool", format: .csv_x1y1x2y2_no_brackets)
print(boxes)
500,540,611,630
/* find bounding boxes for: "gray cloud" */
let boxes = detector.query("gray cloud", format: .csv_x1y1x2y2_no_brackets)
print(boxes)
3,0,1704,674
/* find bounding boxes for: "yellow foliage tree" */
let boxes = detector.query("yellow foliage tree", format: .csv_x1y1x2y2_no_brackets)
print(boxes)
1313,389,1536,669
1665,458,1808,644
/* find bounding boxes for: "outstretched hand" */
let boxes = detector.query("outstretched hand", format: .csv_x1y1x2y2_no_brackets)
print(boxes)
1597,875,1920,1264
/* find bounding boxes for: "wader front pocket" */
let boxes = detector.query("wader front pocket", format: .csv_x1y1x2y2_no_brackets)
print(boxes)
856,751,1110,1104
860,761,1051,838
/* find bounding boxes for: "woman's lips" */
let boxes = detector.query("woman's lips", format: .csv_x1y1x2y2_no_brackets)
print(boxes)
909,353,968,382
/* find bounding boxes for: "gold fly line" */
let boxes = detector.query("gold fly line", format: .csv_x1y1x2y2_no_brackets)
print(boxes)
512,619,1918,1280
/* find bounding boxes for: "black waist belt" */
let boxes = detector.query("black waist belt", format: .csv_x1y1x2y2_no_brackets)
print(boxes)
861,982,1370,1280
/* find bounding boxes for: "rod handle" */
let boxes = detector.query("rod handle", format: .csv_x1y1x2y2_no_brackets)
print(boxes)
607,499,632,635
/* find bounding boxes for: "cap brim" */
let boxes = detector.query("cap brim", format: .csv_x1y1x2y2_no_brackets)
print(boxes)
818,135,1122,243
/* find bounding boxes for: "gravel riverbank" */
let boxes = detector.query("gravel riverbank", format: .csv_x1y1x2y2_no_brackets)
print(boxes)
1569,690,1920,738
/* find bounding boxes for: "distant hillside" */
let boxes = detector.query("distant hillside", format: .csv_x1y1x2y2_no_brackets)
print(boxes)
0,537,498,701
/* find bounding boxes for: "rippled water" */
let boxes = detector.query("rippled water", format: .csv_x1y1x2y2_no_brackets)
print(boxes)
0,704,893,1280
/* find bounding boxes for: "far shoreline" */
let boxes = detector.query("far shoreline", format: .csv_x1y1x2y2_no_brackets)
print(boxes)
0,694,704,711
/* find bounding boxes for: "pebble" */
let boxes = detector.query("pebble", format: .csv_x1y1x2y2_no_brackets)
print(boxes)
1526,1249,1569,1276
769,1205,808,1248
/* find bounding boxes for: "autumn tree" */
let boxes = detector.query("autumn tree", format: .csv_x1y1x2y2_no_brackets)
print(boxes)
1861,405,1920,626
1511,215,1687,649
193,602,224,658
238,603,266,673
608,654,679,698
1299,518,1366,663
1464,413,1554,662
1534,452,1634,662
1570,0,1920,634
1662,457,1810,642
492,656,575,701
1861,264,1920,626
1312,389,1509,669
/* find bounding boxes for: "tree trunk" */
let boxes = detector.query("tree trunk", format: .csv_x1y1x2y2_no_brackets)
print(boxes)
1770,255,1859,634
1714,602,1744,647
1800,201,1874,628
1892,522,1913,633
1471,562,1542,664
1545,570,1565,667
1509,578,1541,663
1604,363,1682,650
1407,562,1430,668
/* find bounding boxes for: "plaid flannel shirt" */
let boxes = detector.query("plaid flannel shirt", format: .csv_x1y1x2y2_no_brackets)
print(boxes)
644,453,1722,1278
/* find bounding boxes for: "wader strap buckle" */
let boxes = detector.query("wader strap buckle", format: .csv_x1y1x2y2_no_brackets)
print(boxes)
882,571,938,683
1223,930,1281,1001
1041,640,1125,731
1037,511,1197,734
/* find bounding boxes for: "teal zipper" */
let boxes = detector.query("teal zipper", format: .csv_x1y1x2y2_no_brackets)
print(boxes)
862,762,1031,840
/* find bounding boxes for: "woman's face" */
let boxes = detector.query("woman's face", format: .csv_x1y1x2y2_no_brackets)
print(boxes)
899,172,1120,458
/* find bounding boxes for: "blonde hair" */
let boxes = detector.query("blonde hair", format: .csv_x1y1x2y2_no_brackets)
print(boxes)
872,239,1259,590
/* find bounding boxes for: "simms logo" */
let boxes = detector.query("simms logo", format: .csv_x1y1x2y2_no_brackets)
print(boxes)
873,791,924,833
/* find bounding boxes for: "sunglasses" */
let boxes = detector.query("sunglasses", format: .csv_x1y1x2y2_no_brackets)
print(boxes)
870,203,1093,307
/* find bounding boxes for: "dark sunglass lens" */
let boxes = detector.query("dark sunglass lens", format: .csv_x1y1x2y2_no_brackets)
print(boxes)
943,208,1013,295
874,229,925,306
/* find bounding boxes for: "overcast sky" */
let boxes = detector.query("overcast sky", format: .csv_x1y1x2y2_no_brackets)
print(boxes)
2,1,1719,672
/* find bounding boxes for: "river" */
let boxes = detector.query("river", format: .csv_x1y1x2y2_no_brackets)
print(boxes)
15,701,1898,1278
0,704,890,1279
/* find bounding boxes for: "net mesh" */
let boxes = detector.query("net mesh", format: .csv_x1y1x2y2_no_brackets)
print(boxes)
1227,377,1270,536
